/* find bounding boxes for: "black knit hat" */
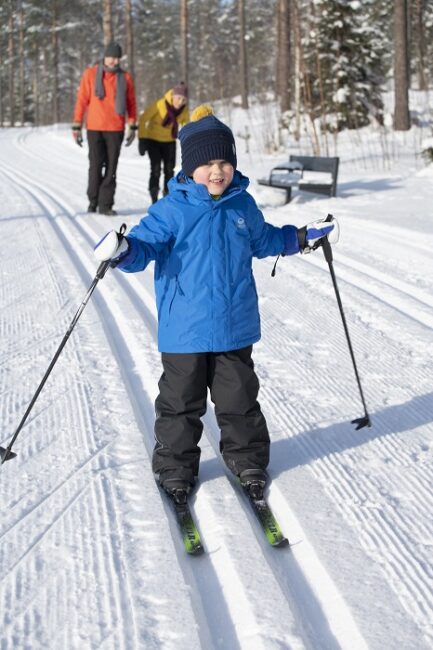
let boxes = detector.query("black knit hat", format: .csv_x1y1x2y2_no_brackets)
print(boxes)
104,42,122,58
179,111,237,176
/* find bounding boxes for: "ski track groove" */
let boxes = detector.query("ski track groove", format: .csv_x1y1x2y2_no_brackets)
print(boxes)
344,214,433,257
1,141,432,647
254,271,433,645
0,438,112,542
0,173,143,649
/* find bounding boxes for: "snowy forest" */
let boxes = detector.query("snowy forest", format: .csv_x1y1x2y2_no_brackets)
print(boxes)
1,0,433,144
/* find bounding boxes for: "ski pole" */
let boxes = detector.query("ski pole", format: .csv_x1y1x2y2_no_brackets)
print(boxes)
321,215,371,430
0,226,125,465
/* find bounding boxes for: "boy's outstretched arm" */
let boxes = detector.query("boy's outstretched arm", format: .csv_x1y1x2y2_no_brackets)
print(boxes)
248,197,338,258
93,208,177,273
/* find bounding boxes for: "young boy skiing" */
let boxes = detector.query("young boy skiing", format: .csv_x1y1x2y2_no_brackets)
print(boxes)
94,105,337,503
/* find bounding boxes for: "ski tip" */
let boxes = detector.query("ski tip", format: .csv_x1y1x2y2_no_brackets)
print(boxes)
272,537,290,548
0,447,17,463
187,544,205,556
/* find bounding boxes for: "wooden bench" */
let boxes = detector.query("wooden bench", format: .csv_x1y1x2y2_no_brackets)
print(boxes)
258,155,339,203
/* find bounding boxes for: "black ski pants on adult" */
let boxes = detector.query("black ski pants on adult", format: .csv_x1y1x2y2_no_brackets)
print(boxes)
145,139,176,202
152,346,270,487
87,130,124,211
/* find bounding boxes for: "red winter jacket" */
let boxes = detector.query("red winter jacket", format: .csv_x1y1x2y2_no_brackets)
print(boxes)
73,64,137,131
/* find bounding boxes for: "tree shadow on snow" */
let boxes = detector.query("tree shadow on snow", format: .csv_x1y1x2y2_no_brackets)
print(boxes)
74,205,149,218
336,177,402,198
0,212,48,223
200,392,433,482
255,176,401,209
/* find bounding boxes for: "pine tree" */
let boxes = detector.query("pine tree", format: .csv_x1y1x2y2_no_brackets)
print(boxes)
303,0,386,131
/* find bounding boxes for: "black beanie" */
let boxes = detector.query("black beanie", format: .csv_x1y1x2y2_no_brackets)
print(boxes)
104,42,122,58
179,114,237,177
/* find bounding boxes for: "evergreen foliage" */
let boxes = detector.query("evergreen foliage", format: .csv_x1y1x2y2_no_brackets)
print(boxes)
301,0,386,132
0,0,430,132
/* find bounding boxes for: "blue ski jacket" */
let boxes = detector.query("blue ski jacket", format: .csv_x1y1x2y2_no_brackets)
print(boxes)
118,171,299,352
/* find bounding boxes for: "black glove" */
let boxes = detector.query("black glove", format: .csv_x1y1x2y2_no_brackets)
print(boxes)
72,123,83,147
138,138,147,156
125,124,137,147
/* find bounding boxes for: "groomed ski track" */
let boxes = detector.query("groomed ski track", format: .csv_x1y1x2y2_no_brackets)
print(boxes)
0,126,432,649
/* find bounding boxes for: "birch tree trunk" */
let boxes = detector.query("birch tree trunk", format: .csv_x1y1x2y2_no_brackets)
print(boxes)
125,0,135,79
18,1,25,125
413,0,427,90
238,0,249,109
103,0,113,46
180,0,189,87
0,54,3,127
276,0,290,112
393,0,410,130
52,0,59,124
8,8,14,127
33,42,40,126
293,0,301,141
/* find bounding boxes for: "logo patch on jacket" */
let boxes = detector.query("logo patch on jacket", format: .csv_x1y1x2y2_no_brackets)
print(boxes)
236,217,246,229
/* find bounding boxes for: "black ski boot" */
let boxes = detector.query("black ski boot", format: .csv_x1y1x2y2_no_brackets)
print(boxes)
162,478,192,505
239,469,268,499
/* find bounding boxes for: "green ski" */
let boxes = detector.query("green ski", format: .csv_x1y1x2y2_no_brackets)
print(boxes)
172,498,204,555
243,489,289,548
159,484,204,556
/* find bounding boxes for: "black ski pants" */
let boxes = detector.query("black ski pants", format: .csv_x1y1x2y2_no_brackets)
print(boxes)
144,139,176,202
87,130,124,211
152,346,270,487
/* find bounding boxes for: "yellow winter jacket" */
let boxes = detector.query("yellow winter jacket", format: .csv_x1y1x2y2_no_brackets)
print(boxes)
138,89,189,142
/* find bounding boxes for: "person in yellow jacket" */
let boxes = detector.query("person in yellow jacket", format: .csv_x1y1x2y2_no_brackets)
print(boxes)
138,82,189,203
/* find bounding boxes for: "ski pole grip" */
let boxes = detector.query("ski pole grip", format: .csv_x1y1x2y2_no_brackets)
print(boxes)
321,214,334,263
95,224,127,278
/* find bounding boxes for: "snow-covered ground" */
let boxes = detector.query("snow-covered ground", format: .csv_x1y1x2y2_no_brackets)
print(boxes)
0,110,433,649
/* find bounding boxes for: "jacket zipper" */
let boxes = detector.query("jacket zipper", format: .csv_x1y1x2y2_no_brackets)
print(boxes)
210,204,216,350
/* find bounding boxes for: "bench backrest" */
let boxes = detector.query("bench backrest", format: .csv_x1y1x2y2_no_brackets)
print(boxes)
289,155,339,196
289,155,339,173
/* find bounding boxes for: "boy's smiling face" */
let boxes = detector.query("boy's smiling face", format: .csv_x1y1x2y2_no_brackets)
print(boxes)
192,160,234,196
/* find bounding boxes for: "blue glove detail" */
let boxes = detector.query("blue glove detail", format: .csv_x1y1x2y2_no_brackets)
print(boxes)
307,222,334,241
282,225,300,255
115,237,140,269
298,217,338,254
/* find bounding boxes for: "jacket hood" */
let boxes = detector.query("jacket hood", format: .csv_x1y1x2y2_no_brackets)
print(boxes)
167,169,250,203
156,92,172,118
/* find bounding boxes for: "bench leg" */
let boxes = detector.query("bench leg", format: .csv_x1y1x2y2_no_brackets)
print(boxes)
285,187,292,204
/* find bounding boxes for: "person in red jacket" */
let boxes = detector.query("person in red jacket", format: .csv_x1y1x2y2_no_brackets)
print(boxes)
72,42,137,216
